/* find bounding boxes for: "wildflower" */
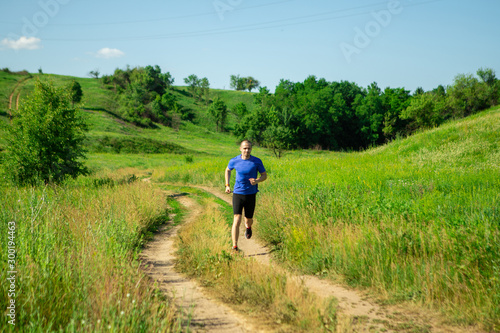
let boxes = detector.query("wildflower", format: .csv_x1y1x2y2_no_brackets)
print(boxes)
120,311,124,316
126,293,130,298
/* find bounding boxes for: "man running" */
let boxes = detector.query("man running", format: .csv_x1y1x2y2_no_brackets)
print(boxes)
225,140,267,251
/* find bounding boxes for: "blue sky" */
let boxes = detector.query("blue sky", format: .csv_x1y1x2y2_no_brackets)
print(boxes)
1,0,499,93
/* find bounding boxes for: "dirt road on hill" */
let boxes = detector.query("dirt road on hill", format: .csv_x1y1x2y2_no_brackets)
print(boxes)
8,76,31,112
141,182,483,332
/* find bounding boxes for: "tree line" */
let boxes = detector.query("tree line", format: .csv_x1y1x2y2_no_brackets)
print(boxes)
2,66,497,185
234,68,499,156
98,65,499,155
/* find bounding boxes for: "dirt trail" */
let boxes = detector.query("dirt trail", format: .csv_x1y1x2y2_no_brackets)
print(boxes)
197,186,393,331
142,181,481,332
8,76,31,113
140,194,262,332
196,185,479,333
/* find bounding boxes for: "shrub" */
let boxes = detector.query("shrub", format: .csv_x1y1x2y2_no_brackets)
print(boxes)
2,79,89,185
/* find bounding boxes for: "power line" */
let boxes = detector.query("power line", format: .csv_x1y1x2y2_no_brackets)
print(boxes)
6,0,446,42
0,0,294,26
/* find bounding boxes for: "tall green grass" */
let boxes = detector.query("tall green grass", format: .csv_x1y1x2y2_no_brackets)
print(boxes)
154,107,500,330
0,170,179,332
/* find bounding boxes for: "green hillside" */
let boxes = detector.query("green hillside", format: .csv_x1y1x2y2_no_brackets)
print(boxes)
150,106,500,330
1,69,499,330
0,70,254,153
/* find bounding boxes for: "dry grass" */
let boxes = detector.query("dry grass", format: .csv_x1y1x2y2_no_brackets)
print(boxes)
0,170,180,331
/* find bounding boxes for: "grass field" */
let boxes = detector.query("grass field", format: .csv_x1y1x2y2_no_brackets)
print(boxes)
153,107,500,330
0,169,180,331
0,71,499,331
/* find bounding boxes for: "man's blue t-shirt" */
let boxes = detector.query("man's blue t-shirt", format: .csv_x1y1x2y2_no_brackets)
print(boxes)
227,155,266,195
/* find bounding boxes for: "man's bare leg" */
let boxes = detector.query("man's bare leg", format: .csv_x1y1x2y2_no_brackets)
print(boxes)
245,218,253,229
232,214,242,247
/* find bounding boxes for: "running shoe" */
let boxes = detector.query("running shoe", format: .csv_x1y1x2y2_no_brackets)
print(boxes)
245,227,252,239
232,245,239,252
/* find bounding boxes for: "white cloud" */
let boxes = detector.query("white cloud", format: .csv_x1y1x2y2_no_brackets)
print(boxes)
95,47,124,59
1,36,42,50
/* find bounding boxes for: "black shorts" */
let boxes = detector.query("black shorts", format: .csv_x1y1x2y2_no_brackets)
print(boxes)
232,193,257,218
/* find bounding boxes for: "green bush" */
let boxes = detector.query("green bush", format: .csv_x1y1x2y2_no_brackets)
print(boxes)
1,79,89,185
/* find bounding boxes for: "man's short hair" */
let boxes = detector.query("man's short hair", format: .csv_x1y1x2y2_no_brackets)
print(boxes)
240,139,252,147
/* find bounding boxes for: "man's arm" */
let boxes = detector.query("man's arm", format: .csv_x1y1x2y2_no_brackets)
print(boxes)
225,167,232,193
249,171,267,185
258,171,267,183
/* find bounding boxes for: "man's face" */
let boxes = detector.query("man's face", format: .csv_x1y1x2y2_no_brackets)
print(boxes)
240,142,252,158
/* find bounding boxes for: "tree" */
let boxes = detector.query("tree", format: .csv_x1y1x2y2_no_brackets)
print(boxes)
253,86,271,107
447,73,488,117
354,82,385,146
208,97,228,132
262,106,294,158
413,87,424,96
68,80,83,106
477,67,496,86
263,125,293,158
230,75,246,91
2,80,89,185
380,87,411,140
230,75,261,92
232,102,248,121
88,69,100,79
184,74,200,98
144,65,173,95
200,77,210,104
184,75,209,102
400,92,447,130
245,76,260,92
432,85,446,97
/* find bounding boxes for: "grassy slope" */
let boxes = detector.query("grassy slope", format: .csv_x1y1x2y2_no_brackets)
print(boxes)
151,107,500,330
1,71,499,330
0,71,253,154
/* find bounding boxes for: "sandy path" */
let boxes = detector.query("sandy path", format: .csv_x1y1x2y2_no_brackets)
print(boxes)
140,194,262,332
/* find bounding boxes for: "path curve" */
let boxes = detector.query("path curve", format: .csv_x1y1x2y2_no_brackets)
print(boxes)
140,193,263,332
196,186,392,331
195,185,481,333
8,76,31,114
144,181,482,332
